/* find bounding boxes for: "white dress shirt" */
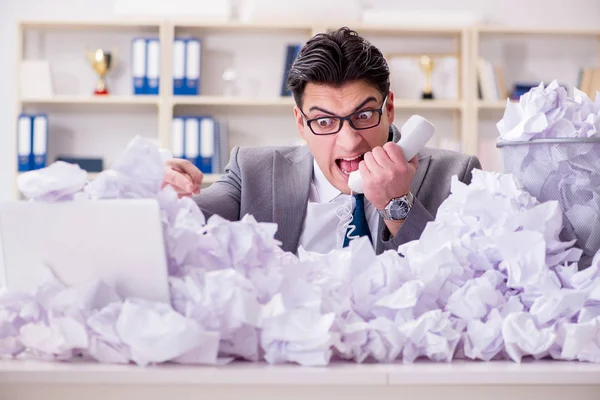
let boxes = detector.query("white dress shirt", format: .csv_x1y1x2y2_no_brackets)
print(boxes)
298,160,380,254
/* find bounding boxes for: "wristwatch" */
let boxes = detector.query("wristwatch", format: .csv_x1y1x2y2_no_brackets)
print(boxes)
377,192,414,221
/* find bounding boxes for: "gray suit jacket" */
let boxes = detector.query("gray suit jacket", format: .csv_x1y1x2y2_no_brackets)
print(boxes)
194,125,481,254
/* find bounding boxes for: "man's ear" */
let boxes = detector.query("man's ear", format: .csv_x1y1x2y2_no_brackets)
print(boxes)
294,106,307,141
386,91,395,125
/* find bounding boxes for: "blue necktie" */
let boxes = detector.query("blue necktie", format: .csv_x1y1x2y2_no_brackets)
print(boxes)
343,193,372,247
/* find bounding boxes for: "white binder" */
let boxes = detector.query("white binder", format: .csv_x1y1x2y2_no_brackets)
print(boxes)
32,114,48,170
184,117,199,166
146,38,160,95
131,37,147,95
17,115,32,171
185,39,201,95
171,117,185,159
173,38,186,95
199,117,215,173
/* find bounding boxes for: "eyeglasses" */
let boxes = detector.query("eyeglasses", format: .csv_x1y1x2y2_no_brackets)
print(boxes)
301,95,388,135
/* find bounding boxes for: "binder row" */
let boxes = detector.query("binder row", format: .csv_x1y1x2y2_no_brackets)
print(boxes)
131,37,201,96
17,114,48,172
172,116,223,174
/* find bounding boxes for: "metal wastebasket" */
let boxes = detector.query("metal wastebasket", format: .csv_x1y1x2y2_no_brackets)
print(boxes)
497,137,600,268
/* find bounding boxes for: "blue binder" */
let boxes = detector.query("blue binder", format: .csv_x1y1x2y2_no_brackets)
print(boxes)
131,37,147,95
280,44,302,96
173,38,186,96
184,38,201,95
31,114,48,170
183,116,200,167
146,37,160,95
198,116,215,174
17,114,32,171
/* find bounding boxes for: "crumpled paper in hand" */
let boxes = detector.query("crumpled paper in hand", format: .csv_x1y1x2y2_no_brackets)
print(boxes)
496,80,600,264
3,135,600,367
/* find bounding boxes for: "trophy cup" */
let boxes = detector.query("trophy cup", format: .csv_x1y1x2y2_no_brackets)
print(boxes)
420,55,435,100
87,48,114,95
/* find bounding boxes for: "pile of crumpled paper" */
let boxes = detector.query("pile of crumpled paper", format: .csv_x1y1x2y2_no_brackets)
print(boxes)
1,83,599,366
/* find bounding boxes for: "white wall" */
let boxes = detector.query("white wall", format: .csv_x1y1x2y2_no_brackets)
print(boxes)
1,0,599,200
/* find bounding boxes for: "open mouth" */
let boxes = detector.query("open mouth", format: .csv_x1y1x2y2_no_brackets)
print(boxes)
335,154,365,175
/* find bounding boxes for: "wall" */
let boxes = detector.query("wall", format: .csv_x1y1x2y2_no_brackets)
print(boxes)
1,0,599,200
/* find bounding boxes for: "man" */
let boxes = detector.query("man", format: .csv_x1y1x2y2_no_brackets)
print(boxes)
163,27,481,255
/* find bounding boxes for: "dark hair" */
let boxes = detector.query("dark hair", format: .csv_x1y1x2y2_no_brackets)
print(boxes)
286,27,390,108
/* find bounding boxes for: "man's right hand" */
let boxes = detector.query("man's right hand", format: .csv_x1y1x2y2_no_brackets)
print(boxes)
163,159,204,197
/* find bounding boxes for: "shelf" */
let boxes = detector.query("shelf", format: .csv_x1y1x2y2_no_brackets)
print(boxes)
19,19,161,30
349,24,465,36
202,174,223,185
394,100,463,110
476,26,600,36
21,95,160,106
172,96,295,107
173,20,314,34
477,100,516,110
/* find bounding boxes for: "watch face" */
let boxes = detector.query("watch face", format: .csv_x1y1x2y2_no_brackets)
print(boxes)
390,199,410,220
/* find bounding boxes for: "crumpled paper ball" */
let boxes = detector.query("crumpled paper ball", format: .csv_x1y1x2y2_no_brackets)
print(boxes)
1,135,599,367
496,80,600,266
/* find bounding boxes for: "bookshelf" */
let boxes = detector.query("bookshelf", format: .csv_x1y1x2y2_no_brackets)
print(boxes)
12,20,600,199
470,26,600,171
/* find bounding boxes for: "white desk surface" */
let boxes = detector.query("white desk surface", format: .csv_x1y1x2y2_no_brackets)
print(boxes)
0,358,599,385
1,359,599,400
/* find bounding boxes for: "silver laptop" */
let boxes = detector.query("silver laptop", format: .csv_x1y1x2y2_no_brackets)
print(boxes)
0,198,170,304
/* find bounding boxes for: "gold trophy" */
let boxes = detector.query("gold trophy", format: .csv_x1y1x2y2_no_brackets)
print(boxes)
420,55,435,99
87,48,114,95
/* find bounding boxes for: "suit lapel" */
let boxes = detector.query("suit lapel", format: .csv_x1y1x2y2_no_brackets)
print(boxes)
272,146,313,253
410,153,431,197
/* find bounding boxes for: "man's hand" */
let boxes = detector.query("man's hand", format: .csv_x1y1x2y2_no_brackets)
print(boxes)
358,142,418,236
163,158,204,198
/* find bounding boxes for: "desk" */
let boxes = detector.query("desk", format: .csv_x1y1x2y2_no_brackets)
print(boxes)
0,359,599,400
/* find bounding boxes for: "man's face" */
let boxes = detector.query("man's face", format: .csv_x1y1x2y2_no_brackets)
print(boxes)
294,80,395,194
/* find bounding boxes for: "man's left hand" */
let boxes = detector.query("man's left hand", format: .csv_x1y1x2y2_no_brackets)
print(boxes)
358,141,418,211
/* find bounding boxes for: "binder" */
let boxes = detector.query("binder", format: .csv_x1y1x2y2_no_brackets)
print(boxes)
280,44,302,96
185,38,201,95
131,37,147,95
173,38,186,96
31,114,48,170
199,117,215,174
184,117,200,167
146,38,160,95
171,117,185,159
17,114,32,172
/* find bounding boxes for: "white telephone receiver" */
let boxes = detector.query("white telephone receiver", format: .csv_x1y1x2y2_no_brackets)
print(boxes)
347,115,435,194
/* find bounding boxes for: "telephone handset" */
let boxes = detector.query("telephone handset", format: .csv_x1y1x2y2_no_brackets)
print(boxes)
347,115,435,194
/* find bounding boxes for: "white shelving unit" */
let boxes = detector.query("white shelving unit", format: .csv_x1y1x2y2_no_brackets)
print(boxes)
470,26,600,171
13,20,600,199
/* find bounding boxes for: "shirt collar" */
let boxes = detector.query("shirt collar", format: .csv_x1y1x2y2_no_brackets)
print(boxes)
312,159,343,203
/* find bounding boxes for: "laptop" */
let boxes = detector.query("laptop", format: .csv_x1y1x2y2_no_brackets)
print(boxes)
0,198,171,304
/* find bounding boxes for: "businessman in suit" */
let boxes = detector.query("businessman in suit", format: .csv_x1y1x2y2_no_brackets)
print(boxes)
163,27,481,255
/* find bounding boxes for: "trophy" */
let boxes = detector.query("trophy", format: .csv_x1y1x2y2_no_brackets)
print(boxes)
419,55,435,99
86,48,114,95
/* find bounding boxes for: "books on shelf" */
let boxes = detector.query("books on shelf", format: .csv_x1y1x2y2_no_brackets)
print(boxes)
476,58,506,102
172,116,227,174
17,113,48,172
578,67,600,99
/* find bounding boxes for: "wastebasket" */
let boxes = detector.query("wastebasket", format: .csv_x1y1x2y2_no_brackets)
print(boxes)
497,137,600,269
